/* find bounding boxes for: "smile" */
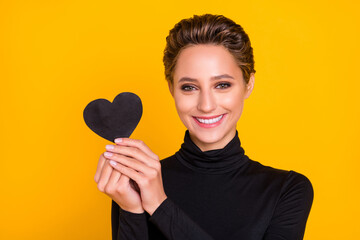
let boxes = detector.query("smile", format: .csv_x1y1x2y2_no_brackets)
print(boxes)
195,115,224,124
193,114,226,128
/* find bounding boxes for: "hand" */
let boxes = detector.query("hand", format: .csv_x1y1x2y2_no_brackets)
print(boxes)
104,138,167,215
94,152,144,213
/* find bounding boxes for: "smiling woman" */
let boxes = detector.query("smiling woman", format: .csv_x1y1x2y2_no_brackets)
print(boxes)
94,14,313,240
169,44,254,151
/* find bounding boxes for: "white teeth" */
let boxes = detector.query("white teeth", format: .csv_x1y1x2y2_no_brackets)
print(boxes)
196,115,223,124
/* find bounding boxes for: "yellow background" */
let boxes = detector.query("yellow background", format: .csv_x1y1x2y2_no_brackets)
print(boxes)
1,0,359,239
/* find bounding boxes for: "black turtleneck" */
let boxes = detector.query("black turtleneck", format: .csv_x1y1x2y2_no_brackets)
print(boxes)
112,130,313,240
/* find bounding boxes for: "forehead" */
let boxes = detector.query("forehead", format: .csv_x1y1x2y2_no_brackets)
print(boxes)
173,44,242,82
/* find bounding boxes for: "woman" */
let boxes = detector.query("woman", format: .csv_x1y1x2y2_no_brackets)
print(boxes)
94,14,313,240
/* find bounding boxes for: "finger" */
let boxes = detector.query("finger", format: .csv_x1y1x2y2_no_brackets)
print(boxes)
94,153,107,183
115,173,140,193
106,152,150,174
106,144,150,165
118,172,130,187
105,145,158,169
108,169,121,186
97,160,114,192
109,160,144,185
114,138,159,160
104,169,121,194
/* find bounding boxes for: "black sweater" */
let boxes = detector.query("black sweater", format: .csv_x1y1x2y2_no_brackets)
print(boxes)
111,130,314,240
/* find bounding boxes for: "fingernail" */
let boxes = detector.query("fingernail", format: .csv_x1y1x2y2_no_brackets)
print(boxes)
104,152,113,157
110,160,117,166
105,145,114,150
115,138,122,143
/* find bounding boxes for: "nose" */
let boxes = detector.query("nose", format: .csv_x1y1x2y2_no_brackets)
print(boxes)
197,89,217,113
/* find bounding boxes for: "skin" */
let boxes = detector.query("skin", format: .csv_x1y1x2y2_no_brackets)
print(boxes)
94,44,255,215
169,44,255,151
94,139,166,215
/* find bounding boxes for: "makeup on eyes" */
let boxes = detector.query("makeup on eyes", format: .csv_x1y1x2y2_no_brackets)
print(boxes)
215,82,231,89
180,81,232,91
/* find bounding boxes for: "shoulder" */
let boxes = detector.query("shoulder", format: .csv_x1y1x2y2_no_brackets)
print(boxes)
257,161,314,211
247,159,314,202
244,159,291,185
249,161,314,223
259,167,314,238
280,170,314,204
285,170,313,189
248,159,312,185
268,170,314,237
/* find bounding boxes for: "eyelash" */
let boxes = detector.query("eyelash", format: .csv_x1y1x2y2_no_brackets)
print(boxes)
181,82,231,91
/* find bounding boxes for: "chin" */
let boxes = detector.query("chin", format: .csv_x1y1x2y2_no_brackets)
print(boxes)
198,131,224,142
184,115,236,149
190,128,229,146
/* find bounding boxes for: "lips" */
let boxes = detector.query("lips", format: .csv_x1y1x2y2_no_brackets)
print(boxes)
193,114,226,128
194,114,223,119
195,115,223,124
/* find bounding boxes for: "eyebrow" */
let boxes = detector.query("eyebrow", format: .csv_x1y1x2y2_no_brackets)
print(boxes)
178,74,234,83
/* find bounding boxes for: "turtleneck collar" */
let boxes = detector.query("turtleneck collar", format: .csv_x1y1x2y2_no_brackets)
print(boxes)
175,130,248,174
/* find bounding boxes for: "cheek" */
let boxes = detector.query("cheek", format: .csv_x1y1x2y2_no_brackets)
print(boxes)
221,91,245,112
174,93,194,115
222,92,244,121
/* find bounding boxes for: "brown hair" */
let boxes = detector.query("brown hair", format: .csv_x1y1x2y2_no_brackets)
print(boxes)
163,14,256,85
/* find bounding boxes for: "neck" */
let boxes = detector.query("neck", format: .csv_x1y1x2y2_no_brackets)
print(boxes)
175,129,247,174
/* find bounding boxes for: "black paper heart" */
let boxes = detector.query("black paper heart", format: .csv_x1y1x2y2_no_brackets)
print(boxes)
83,92,142,142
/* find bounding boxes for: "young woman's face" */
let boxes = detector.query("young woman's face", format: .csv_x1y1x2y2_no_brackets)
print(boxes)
169,44,254,151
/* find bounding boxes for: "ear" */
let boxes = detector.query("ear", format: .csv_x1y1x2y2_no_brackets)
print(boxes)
244,73,255,99
168,81,174,97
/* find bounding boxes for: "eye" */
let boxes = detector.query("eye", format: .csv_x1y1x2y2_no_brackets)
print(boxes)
181,85,197,91
216,82,231,89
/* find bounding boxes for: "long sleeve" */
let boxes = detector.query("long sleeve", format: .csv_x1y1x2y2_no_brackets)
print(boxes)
263,173,314,240
149,198,214,240
111,200,149,240
110,130,313,239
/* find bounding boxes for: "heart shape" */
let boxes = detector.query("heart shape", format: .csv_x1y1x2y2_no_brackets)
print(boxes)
83,92,143,142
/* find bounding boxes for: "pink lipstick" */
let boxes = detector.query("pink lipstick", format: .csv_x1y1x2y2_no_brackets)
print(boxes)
193,114,226,128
